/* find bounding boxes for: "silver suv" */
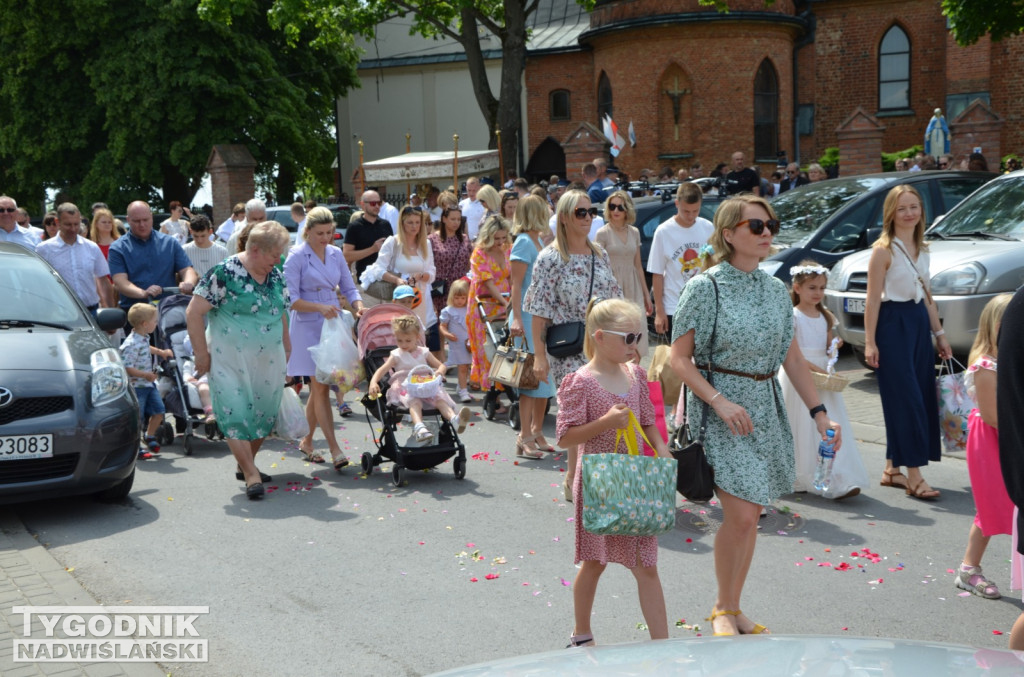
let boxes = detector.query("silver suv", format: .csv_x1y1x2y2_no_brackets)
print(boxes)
824,170,1024,365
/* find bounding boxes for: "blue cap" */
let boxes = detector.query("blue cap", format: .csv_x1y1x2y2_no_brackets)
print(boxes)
393,285,416,300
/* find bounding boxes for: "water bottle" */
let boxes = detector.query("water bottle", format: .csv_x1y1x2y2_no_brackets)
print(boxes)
813,429,837,493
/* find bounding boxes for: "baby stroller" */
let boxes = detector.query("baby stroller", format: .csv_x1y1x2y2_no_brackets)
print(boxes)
475,291,519,424
357,304,468,487
152,293,221,455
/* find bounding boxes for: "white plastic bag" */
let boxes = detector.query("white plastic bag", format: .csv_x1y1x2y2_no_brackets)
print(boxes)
274,387,309,441
308,315,365,392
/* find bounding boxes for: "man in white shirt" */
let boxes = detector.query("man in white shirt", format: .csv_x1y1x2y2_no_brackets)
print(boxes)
426,187,442,225
379,200,400,235
215,202,246,243
0,195,39,250
291,202,308,241
647,182,714,336
459,177,486,240
15,208,45,240
182,215,228,278
36,203,112,312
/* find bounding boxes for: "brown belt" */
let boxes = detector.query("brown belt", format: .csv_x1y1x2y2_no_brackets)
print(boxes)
696,364,777,381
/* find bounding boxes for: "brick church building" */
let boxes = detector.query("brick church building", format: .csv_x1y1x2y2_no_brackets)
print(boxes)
521,0,1021,180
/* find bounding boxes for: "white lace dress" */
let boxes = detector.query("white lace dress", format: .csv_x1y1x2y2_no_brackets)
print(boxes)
779,308,869,497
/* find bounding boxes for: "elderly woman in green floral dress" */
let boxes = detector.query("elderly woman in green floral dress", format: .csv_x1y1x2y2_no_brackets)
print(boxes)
186,222,291,500
669,195,842,636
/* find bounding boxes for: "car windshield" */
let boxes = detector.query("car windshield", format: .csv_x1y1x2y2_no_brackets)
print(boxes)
770,177,890,246
928,177,1024,240
0,255,90,327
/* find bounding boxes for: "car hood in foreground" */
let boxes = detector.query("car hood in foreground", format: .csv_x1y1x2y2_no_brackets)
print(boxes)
0,328,114,372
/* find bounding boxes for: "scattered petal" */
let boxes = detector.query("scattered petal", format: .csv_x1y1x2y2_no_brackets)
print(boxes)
994,630,1004,635
485,573,500,580
469,577,478,582
560,578,571,587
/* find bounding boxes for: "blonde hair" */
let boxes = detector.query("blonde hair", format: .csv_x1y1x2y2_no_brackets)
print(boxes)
447,278,470,306
302,206,335,240
603,190,636,225
789,259,837,330
875,184,928,253
705,194,776,268
476,184,501,214
437,190,459,211
583,298,644,360
89,208,120,243
969,293,1014,366
391,314,421,337
474,214,509,250
396,205,429,258
553,190,601,263
127,302,157,329
511,194,549,238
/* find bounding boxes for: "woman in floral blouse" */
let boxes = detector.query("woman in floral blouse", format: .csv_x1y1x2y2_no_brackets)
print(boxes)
427,205,473,320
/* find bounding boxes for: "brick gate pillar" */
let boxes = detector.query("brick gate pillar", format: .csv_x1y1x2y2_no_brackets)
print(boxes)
949,100,1004,168
835,107,886,177
562,122,611,183
206,145,257,225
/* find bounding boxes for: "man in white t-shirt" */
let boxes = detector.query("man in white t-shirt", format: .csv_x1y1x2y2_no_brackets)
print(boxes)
459,177,486,240
647,182,714,335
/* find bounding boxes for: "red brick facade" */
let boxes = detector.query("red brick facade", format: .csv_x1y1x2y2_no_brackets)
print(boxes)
523,0,1023,179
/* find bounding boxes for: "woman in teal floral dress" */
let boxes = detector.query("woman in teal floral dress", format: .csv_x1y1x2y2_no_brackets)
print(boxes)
669,195,841,636
187,222,291,500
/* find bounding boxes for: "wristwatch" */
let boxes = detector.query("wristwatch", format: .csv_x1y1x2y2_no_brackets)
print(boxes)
809,404,828,419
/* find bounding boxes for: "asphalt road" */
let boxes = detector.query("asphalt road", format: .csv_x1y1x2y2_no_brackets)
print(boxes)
7,353,1021,676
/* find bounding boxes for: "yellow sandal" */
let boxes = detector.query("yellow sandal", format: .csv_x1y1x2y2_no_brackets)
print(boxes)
737,609,769,635
705,609,740,636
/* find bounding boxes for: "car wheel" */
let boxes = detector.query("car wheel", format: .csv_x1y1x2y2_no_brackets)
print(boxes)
95,468,135,502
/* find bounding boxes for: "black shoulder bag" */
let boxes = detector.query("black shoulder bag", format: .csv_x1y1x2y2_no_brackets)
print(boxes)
670,275,718,503
545,251,595,358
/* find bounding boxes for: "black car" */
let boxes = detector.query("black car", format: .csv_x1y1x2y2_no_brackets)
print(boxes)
760,171,994,284
0,243,139,504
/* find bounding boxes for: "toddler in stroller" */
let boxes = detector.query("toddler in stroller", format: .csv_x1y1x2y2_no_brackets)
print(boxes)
368,314,471,442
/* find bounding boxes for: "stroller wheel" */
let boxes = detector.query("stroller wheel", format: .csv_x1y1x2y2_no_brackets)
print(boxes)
174,417,186,434
184,434,194,456
157,421,175,447
509,401,520,431
392,464,405,487
453,456,466,480
483,396,498,421
361,452,375,476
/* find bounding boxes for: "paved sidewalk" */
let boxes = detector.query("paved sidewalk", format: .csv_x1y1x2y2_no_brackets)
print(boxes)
0,514,166,677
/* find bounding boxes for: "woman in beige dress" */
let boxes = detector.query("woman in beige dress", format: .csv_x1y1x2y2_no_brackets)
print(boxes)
594,190,653,357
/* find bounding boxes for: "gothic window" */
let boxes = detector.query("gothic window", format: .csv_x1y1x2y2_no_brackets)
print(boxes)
597,72,613,123
879,26,910,110
550,90,571,121
754,60,779,161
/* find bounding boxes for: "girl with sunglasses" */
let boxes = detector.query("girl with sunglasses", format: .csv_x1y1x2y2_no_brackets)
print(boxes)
669,194,841,636
595,190,652,359
556,298,672,648
524,191,622,500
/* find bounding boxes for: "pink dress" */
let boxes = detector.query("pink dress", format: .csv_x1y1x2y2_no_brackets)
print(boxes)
965,356,1012,536
385,346,457,411
556,363,659,568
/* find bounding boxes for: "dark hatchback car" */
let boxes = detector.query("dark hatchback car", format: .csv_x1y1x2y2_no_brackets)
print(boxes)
0,243,139,504
759,171,994,284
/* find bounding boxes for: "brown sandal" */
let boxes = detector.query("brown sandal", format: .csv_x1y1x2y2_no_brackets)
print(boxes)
880,470,908,489
906,479,940,500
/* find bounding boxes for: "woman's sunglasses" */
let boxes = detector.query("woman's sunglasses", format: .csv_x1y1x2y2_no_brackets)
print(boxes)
574,207,599,218
601,329,642,346
606,203,627,212
736,218,780,236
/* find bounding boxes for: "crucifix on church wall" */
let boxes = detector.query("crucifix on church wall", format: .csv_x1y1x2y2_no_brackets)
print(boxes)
663,76,690,141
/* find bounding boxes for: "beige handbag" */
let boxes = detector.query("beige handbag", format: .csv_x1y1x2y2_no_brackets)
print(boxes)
488,336,539,390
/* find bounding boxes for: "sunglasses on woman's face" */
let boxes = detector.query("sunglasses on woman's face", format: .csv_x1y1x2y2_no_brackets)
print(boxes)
574,207,599,219
606,202,626,212
601,329,643,346
736,218,780,236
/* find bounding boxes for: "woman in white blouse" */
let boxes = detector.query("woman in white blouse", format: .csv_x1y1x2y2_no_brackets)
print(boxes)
864,185,952,500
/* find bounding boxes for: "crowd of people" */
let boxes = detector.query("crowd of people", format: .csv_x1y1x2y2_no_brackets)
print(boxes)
3,150,1024,648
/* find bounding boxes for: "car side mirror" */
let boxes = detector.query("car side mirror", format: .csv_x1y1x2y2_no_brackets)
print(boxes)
866,227,882,245
95,307,126,332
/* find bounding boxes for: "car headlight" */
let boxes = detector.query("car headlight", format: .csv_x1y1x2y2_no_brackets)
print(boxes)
91,348,129,406
758,260,783,276
929,262,986,296
826,268,844,290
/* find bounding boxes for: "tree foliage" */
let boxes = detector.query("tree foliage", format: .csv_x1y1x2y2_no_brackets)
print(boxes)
942,0,1024,45
0,0,358,209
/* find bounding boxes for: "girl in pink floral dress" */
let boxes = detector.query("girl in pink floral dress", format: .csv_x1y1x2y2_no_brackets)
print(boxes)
556,298,672,648
956,293,1014,599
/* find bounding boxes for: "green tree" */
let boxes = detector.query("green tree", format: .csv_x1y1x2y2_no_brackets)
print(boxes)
942,0,1024,45
0,0,358,209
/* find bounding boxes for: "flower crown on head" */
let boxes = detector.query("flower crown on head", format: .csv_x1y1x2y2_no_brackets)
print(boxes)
790,264,829,278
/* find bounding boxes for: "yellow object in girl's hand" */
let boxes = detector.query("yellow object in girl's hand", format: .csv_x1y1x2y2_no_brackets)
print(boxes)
409,373,434,384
